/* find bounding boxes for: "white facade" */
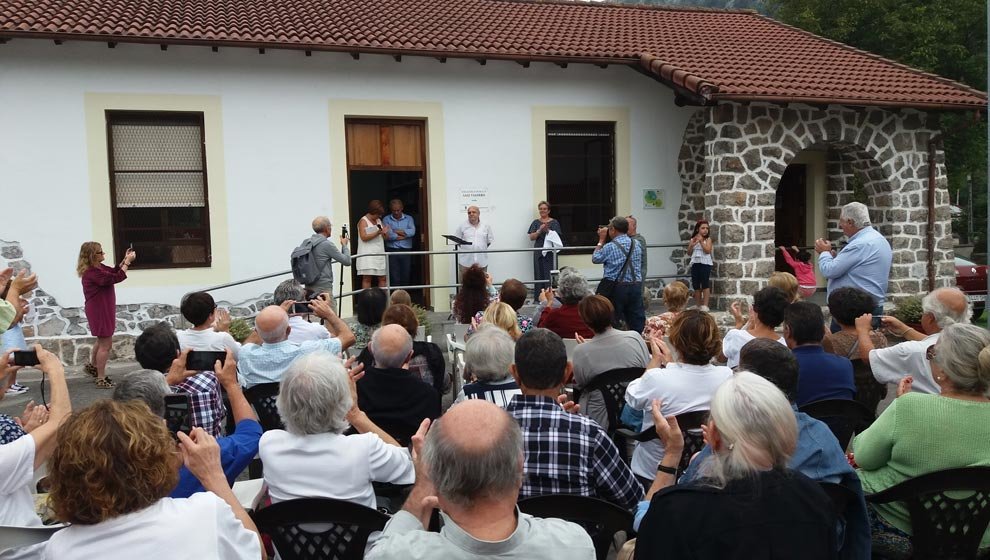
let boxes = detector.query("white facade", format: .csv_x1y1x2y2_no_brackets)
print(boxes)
1,40,693,315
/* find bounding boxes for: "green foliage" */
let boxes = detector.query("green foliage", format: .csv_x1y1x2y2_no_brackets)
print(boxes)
410,304,432,336
228,318,253,343
892,295,925,324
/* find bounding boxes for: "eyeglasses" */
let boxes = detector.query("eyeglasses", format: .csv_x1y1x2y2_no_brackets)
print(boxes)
926,345,937,362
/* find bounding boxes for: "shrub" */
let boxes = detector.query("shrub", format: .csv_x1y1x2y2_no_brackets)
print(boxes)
892,295,924,325
228,318,253,343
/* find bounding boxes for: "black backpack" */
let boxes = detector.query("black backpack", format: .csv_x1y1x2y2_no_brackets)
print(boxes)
290,237,328,285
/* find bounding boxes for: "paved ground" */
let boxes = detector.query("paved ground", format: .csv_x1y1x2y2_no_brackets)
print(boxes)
0,361,142,418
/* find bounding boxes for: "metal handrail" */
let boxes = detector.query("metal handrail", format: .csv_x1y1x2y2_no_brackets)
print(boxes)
196,241,689,305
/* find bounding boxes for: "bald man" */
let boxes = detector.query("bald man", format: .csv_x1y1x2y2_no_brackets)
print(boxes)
297,215,351,302
368,400,595,559
237,304,354,388
454,205,494,276
356,324,441,446
854,287,971,394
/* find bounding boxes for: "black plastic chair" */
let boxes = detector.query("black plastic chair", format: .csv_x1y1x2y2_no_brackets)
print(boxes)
243,382,284,431
798,398,874,450
865,467,990,560
850,358,887,416
251,497,390,560
820,481,859,518
573,367,645,434
517,494,633,560
615,409,709,472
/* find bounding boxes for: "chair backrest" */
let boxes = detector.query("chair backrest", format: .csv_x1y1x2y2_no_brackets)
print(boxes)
866,467,990,559
577,367,645,433
0,525,65,553
675,409,710,471
447,323,470,344
848,358,886,417
562,338,579,359
798,398,875,450
819,481,858,518
243,382,284,431
251,497,390,560
517,494,633,560
414,325,426,342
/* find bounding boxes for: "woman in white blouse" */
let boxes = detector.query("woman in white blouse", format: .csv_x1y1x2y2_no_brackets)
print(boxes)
625,310,733,485
260,352,415,508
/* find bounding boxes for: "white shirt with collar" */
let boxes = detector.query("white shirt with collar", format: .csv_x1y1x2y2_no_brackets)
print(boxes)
454,221,494,268
287,315,331,345
869,332,941,394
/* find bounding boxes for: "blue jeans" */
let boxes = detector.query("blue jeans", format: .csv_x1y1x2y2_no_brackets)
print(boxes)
2,322,27,352
387,247,413,287
610,283,646,334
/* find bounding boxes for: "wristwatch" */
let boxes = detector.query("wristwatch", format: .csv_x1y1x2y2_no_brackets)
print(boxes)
656,464,678,476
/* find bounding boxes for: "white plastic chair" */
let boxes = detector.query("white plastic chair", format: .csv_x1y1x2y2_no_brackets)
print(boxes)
563,338,579,359
0,525,65,554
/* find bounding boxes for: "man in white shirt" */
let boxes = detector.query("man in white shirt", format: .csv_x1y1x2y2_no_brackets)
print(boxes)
367,399,595,560
177,291,241,358
272,279,332,345
0,345,71,527
454,206,494,277
853,287,970,394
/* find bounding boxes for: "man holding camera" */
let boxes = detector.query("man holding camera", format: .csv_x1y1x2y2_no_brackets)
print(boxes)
592,216,645,333
303,216,351,305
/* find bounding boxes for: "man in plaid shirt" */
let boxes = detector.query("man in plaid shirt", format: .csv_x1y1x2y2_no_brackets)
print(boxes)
592,216,645,333
505,328,642,510
135,322,226,437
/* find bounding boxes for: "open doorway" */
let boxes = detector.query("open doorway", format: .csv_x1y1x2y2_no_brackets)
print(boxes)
775,164,807,274
345,119,430,307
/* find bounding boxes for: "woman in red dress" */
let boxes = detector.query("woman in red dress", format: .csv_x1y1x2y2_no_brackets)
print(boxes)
77,242,135,388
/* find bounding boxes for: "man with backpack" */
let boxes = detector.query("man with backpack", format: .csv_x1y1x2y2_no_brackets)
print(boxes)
292,216,351,305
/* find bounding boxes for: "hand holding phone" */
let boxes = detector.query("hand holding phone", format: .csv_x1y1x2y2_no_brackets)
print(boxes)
163,394,192,440
185,350,226,372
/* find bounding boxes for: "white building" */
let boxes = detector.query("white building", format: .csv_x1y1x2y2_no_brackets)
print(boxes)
0,0,984,362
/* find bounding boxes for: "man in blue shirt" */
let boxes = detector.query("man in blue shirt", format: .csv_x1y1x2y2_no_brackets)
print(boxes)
815,201,892,331
383,199,416,288
591,216,645,333
784,301,856,406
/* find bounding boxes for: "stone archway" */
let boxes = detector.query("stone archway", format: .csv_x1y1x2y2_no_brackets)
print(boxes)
686,102,952,309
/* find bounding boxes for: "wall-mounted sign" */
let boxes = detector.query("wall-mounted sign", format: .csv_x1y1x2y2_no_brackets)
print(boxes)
642,188,665,209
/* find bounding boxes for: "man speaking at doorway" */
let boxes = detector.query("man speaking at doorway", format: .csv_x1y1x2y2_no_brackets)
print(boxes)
454,206,495,278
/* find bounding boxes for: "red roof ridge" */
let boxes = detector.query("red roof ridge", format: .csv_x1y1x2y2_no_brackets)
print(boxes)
639,54,719,101
749,12,988,102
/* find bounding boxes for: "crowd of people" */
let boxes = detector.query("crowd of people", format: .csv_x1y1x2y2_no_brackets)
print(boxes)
0,200,988,559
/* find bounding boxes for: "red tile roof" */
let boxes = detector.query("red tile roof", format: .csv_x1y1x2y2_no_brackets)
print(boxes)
1,0,985,109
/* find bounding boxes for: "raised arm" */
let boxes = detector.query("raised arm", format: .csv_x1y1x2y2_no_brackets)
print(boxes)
311,297,356,350
22,346,72,469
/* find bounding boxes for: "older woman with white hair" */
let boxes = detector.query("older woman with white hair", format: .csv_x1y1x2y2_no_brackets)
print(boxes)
259,352,415,508
455,325,520,407
536,268,594,339
634,372,837,558
853,323,990,556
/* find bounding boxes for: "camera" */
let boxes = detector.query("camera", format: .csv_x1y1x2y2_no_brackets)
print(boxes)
12,350,40,367
292,301,312,314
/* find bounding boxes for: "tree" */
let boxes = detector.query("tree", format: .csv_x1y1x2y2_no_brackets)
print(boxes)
766,0,988,250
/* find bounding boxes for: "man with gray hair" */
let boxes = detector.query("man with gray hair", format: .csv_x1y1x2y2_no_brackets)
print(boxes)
113,355,263,499
297,215,351,303
853,287,970,394
456,325,520,407
814,202,893,327
273,279,332,344
592,215,645,333
356,324,441,446
238,304,355,388
367,399,595,559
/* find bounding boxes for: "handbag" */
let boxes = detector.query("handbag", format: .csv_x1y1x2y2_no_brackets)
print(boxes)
596,240,634,298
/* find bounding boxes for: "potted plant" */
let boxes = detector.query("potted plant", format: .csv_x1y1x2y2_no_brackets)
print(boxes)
228,317,253,343
892,295,925,334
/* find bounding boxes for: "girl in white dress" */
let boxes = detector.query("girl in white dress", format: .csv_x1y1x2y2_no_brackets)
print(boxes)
357,200,389,289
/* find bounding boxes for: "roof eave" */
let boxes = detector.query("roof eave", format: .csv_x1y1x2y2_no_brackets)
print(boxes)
712,93,988,112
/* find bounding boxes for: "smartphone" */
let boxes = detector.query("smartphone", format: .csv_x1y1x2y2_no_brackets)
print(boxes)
550,269,560,289
341,224,348,237
186,350,226,371
292,301,311,314
163,394,192,440
562,386,575,402
872,315,883,330
12,350,40,367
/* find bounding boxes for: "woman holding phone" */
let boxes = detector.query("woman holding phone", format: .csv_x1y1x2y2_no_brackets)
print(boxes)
78,241,135,388
687,219,714,312
356,200,388,289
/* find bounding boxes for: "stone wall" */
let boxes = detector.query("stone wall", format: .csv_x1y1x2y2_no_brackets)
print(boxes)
670,109,708,276
672,102,952,309
1,239,270,365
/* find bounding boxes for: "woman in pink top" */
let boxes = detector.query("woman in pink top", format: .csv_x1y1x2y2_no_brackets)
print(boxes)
778,246,817,298
78,241,135,388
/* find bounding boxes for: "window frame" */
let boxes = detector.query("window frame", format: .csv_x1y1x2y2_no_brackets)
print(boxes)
105,110,212,269
545,120,617,252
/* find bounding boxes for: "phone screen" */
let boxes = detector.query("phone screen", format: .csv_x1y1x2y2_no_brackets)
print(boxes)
550,269,560,290
163,394,192,440
186,350,226,371
12,351,40,367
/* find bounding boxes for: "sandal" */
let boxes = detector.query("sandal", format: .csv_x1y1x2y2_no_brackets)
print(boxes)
84,363,98,377
95,377,115,389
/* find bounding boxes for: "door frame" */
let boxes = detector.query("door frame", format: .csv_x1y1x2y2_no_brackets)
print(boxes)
343,117,431,307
